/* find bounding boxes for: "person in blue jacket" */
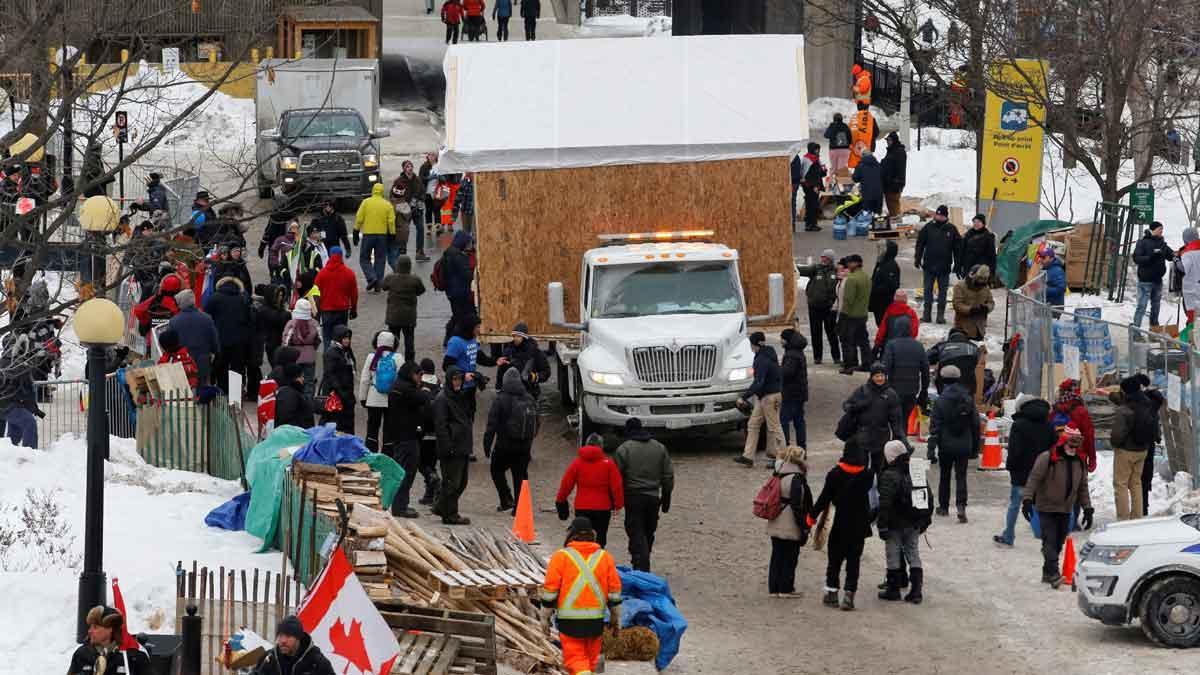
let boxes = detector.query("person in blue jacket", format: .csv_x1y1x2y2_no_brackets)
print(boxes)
1038,246,1066,306
443,314,504,460
493,0,513,40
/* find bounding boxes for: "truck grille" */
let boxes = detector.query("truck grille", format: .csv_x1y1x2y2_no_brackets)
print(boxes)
631,345,718,385
298,150,361,173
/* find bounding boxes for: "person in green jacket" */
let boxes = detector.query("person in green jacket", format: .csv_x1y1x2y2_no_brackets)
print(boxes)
354,183,397,292
839,254,872,375
797,248,841,365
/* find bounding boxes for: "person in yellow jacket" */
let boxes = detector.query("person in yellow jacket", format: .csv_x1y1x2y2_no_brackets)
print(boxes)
354,183,397,292
541,517,622,675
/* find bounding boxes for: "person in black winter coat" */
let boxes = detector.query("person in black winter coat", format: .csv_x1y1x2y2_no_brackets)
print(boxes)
251,615,335,675
416,359,443,505
882,316,929,423
319,325,357,433
386,362,431,518
956,214,997,281
520,0,540,39
928,328,980,395
868,240,901,326
1131,221,1175,328
880,131,907,217
791,142,827,232
842,362,905,473
995,397,1055,546
796,249,841,364
915,206,961,323
1142,384,1165,514
928,365,980,522
311,201,352,255
808,441,873,611
824,113,853,172
851,150,884,214
779,329,809,447
274,363,314,430
497,322,551,397
877,440,927,604
442,230,476,346
735,332,784,467
434,366,473,524
484,368,538,513
254,284,291,370
204,276,254,396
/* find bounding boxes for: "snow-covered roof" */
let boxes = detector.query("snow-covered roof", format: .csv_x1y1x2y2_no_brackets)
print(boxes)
438,35,809,173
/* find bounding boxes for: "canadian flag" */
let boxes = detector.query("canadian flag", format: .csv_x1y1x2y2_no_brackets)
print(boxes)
298,548,401,675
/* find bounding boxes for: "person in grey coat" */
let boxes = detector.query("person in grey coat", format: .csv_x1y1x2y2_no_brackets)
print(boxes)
927,365,980,523
382,255,426,363
614,418,674,573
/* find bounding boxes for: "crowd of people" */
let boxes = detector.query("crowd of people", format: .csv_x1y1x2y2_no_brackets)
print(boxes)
440,0,541,43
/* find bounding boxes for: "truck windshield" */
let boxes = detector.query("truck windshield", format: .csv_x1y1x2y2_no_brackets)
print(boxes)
591,261,742,318
283,113,366,138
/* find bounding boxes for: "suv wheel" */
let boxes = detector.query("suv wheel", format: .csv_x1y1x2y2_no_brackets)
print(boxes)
1139,575,1200,648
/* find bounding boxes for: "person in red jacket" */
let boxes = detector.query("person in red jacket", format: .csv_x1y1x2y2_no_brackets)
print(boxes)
133,273,183,337
555,433,624,547
441,0,463,44
157,328,200,392
313,246,359,351
1054,379,1097,472
462,0,485,41
874,289,920,350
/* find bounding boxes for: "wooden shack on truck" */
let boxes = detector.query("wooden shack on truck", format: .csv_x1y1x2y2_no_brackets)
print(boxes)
437,35,807,340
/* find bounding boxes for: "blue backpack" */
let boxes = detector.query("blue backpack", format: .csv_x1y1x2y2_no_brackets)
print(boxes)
374,352,398,393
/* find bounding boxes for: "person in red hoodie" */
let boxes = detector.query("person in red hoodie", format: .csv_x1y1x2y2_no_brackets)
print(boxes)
1053,379,1097,472
132,273,183,338
441,0,463,44
462,0,486,41
157,328,199,391
873,289,919,351
555,433,624,547
313,246,358,351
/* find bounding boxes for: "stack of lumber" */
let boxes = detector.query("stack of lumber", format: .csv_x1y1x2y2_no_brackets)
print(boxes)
292,461,383,517
348,506,565,675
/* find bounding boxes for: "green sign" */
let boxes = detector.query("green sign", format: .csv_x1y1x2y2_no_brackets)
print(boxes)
1130,182,1155,224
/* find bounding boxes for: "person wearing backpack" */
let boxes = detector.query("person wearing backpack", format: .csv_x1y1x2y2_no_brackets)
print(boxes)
417,359,443,506
806,440,872,611
1053,378,1097,473
484,368,539,513
994,397,1057,548
823,112,852,173
386,362,432,518
1022,424,1093,587
762,445,811,598
877,440,927,604
927,365,980,523
1109,375,1157,520
614,418,674,573
556,433,624,547
359,331,401,453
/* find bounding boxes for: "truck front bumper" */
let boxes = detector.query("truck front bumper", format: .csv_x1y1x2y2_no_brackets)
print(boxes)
583,389,747,431
281,170,381,199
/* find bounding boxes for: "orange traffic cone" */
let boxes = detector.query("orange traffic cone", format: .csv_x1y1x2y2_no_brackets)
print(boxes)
1061,536,1077,586
978,412,1003,470
512,480,536,543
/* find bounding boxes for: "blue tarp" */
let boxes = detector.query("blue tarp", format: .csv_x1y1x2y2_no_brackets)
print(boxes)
205,490,250,530
293,424,369,465
617,566,687,671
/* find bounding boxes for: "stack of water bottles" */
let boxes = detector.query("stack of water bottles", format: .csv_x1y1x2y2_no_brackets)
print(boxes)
1051,307,1117,373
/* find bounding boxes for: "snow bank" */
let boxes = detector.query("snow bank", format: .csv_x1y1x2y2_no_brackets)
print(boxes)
0,434,278,673
808,96,892,133
1089,449,1197,520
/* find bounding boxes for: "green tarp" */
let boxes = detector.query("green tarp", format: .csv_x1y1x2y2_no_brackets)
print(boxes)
996,219,1074,288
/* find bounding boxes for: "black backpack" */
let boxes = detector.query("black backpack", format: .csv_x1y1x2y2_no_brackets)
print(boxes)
505,394,540,441
943,390,975,436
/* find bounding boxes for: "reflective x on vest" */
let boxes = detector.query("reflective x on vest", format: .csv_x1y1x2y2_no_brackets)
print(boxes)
556,548,607,620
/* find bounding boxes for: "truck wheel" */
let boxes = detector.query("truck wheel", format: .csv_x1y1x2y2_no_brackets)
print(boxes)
1139,575,1200,648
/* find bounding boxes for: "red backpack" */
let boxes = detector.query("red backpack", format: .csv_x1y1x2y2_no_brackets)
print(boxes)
753,470,808,521
431,255,447,291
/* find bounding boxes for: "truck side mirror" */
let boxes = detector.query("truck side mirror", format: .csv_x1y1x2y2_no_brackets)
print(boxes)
748,273,785,324
548,282,583,330
260,129,281,143
370,129,391,139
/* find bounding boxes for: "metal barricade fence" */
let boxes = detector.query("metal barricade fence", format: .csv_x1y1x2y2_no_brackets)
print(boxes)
33,374,136,449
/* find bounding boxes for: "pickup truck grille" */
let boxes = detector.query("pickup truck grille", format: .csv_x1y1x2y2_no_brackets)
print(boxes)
298,150,361,173
631,344,718,385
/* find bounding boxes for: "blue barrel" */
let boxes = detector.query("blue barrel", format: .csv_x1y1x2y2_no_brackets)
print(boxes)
833,222,847,240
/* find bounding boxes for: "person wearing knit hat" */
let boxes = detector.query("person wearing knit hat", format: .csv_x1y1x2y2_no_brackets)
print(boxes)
69,605,152,675
167,286,219,387
274,359,315,430
915,203,961,324
840,361,904,473
735,330,785,467
1022,422,1093,587
881,130,906,218
1052,377,1097,472
498,320,550,398
927,357,979,523
1110,375,1156,520
360,330,400,453
950,262,995,340
957,212,997,287
252,614,335,675
1132,220,1174,329
796,251,842,364
415,358,443,506
541,514,623,675
156,328,200,391
877,438,926,604
807,438,873,610
614,417,673,572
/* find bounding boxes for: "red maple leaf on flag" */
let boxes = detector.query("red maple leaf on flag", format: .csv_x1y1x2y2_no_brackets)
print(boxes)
329,617,374,674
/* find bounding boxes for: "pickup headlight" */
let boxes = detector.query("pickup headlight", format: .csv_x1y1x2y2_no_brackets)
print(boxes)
589,371,624,386
280,156,299,171
726,367,754,382
1085,545,1137,565
362,153,379,169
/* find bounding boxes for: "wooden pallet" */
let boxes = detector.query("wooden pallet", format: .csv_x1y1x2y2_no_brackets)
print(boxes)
377,602,498,675
868,225,916,240
428,568,542,600
394,631,461,675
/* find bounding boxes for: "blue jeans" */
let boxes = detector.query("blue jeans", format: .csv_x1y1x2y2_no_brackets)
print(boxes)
359,234,389,284
779,398,806,447
1000,484,1022,544
6,407,37,448
1132,281,1162,328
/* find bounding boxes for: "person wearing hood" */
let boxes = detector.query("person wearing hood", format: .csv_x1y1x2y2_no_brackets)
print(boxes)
1038,246,1067,307
877,440,926,604
359,331,401,453
282,299,321,397
882,315,928,424
1176,227,1200,325
824,112,852,172
915,205,961,323
995,397,1056,547
444,314,501,423
796,249,841,364
956,214,997,282
70,605,152,675
270,346,300,383
392,161,427,258
484,368,539,513
132,273,182,337
382,255,426,363
556,432,624,546
540,516,623,675
498,322,551,397
320,325,357,433
951,264,995,340
791,142,826,232
131,172,169,214
269,220,301,287
314,246,358,350
254,284,291,372
1110,375,1158,520
433,366,474,525
417,358,443,505
205,276,254,396
842,362,904,472
441,230,476,346
874,289,919,351
1141,381,1165,514
1131,221,1174,328
1022,424,1094,587
928,328,980,396
851,149,883,214
354,182,397,291
386,361,431,518
311,200,352,256
734,332,784,467
763,444,811,598
274,363,315,430
211,244,253,296
927,365,979,523
868,240,901,326
1053,378,1097,472
838,254,872,375
807,440,873,611
779,328,809,447
614,418,673,573
157,328,199,391
168,289,219,387
880,131,907,217
250,615,335,675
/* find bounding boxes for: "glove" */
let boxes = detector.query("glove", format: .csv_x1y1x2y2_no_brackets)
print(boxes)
878,528,890,541
349,309,358,321
660,495,671,514
353,231,361,246
555,501,570,521
257,242,267,259
1021,499,1034,522
1082,507,1094,531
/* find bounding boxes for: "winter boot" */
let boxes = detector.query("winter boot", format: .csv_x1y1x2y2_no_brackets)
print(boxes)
822,590,839,608
957,506,968,523
418,470,441,506
936,307,947,324
878,570,902,601
840,591,856,611
904,567,924,604
922,306,932,323
935,507,949,517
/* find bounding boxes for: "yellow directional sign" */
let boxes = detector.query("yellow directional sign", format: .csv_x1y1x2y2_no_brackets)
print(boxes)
979,59,1048,205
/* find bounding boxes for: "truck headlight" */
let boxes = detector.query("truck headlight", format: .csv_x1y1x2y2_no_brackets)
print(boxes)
280,156,299,171
1085,545,1137,565
726,367,753,382
589,371,624,386
363,153,379,169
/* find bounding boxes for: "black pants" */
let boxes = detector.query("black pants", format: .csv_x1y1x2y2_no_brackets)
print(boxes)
436,456,469,518
808,305,839,363
465,15,484,41
938,455,969,508
245,351,262,402
490,445,531,508
1142,450,1155,515
825,533,865,592
769,537,802,594
624,493,661,573
497,16,510,40
213,342,248,397
390,439,420,513
862,198,883,214
388,324,416,364
445,22,460,43
803,185,820,229
1039,511,1070,578
575,508,612,547
524,16,536,40
323,408,355,434
839,316,871,369
365,406,386,453
900,396,916,431
419,438,440,499
445,295,476,346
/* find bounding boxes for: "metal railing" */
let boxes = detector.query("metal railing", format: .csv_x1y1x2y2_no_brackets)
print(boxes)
33,374,136,449
588,0,670,17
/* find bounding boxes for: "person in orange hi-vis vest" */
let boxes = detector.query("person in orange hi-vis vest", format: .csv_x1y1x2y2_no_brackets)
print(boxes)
847,109,877,169
540,517,623,675
436,175,462,231
852,62,872,110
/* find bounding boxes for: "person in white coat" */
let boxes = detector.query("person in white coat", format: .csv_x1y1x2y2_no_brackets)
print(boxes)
359,331,402,452
1175,227,1200,333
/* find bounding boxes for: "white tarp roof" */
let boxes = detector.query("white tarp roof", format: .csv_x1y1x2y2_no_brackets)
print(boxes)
438,35,808,173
